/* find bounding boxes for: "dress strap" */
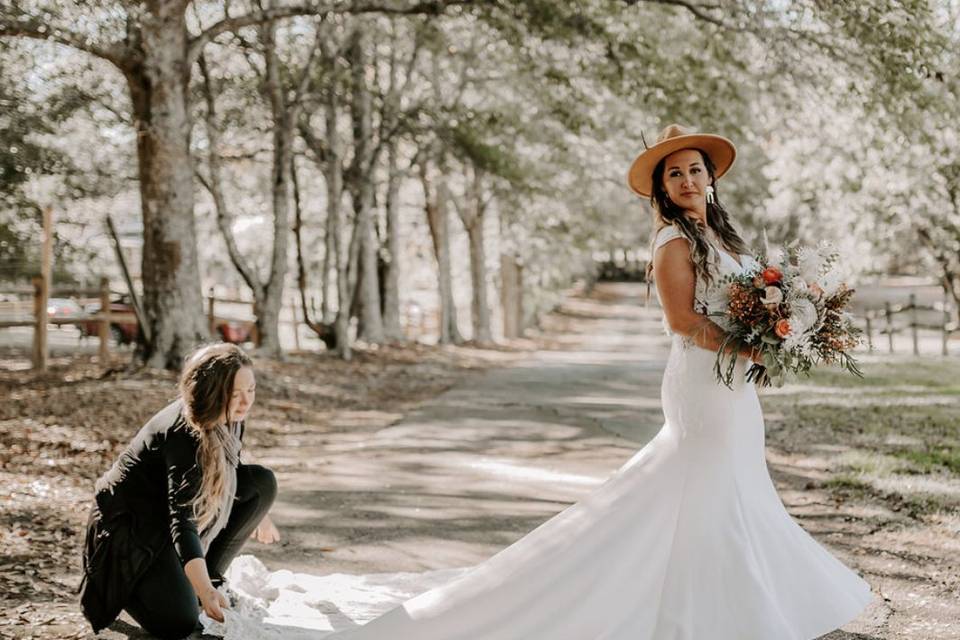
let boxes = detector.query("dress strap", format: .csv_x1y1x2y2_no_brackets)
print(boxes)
653,224,686,252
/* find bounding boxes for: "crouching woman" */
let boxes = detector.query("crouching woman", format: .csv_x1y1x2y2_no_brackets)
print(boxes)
80,343,280,639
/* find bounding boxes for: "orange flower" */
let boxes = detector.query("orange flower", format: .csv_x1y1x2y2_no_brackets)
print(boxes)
761,267,783,285
775,318,791,338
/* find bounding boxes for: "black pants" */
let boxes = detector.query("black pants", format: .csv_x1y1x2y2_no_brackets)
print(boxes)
124,464,277,640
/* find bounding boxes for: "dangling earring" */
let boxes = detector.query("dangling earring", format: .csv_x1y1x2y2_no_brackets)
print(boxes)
705,185,715,205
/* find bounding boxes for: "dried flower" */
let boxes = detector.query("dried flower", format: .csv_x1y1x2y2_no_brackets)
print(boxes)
775,319,792,338
761,267,783,285
760,286,783,305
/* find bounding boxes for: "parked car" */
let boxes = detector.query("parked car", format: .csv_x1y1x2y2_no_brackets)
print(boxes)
216,319,256,345
47,297,84,319
79,297,255,345
79,298,140,345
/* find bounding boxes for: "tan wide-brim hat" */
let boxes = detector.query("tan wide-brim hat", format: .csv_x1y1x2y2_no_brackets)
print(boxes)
627,124,737,198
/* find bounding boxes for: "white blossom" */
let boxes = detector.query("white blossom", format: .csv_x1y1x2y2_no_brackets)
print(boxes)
788,298,819,335
761,286,783,305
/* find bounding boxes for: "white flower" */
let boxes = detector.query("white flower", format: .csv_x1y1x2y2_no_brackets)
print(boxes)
818,270,844,297
788,298,819,335
760,286,783,305
796,246,824,282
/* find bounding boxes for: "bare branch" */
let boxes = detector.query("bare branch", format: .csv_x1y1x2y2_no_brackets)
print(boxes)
187,0,482,70
197,52,264,296
289,21,326,117
0,15,132,69
630,0,745,31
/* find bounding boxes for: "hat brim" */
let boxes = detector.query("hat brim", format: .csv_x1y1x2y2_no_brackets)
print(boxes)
627,134,736,198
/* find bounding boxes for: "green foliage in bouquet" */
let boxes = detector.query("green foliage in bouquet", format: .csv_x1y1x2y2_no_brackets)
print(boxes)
710,243,863,389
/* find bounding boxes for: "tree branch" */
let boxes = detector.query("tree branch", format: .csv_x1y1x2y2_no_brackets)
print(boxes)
197,52,264,297
187,0,482,70
0,16,132,69
629,0,745,31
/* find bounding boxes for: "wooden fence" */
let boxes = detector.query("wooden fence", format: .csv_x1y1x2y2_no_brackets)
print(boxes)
861,291,958,355
0,280,286,369
0,277,138,366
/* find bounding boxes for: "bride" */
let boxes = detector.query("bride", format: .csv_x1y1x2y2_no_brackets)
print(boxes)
231,125,874,640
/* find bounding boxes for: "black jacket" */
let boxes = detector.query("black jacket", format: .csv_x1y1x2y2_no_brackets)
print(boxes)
79,400,243,632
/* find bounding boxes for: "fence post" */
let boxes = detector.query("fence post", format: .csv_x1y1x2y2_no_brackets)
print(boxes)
31,206,53,371
865,314,873,352
208,287,216,337
943,288,950,357
909,292,918,355
885,301,894,353
32,275,48,370
98,277,110,362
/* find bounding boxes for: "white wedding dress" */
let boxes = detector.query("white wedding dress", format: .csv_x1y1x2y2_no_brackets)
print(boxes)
211,225,873,639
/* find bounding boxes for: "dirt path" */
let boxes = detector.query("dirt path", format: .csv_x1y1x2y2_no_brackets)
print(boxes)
2,282,956,639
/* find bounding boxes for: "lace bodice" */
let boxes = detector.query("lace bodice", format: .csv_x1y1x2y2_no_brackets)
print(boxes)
651,225,759,335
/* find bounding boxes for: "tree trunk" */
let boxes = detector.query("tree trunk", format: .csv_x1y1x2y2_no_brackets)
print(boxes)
254,19,296,358
382,138,404,342
500,254,524,339
457,167,493,344
420,160,463,345
917,225,960,326
348,27,384,344
128,4,208,369
292,155,337,350
321,203,335,324
321,72,352,360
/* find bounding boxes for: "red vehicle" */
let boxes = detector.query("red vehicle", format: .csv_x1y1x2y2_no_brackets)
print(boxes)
79,298,140,344
80,298,254,345
216,319,256,345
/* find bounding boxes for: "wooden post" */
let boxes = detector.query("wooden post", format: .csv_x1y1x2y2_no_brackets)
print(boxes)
98,277,110,362
865,314,873,352
32,276,48,370
208,287,216,337
909,292,918,356
943,288,950,357
105,215,151,343
291,299,301,351
32,206,53,371
885,301,894,353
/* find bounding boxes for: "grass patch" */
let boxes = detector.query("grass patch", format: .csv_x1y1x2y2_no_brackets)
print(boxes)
762,357,960,516
822,474,872,493
801,357,960,392
889,447,960,475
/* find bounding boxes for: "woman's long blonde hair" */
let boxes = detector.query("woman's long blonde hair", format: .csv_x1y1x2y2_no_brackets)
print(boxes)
178,343,253,532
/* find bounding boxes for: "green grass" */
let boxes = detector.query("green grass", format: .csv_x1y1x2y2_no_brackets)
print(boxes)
889,447,960,475
822,474,872,493
762,357,960,515
799,357,960,392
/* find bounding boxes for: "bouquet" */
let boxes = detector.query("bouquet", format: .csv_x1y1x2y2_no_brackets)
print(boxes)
711,242,864,388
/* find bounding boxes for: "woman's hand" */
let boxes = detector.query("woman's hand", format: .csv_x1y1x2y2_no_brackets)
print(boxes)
198,584,230,623
250,514,280,544
184,558,230,623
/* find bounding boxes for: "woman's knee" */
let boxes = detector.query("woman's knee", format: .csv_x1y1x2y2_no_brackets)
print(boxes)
246,464,277,505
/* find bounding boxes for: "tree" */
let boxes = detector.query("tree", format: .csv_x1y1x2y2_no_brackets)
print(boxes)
0,0,476,367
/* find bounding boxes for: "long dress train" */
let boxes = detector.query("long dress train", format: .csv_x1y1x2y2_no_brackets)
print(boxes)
220,224,873,639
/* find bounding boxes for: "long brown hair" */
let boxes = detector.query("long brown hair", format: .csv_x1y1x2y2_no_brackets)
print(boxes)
646,149,748,290
178,343,253,531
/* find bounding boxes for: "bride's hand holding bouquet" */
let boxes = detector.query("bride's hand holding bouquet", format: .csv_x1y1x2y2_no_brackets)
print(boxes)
711,242,863,388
